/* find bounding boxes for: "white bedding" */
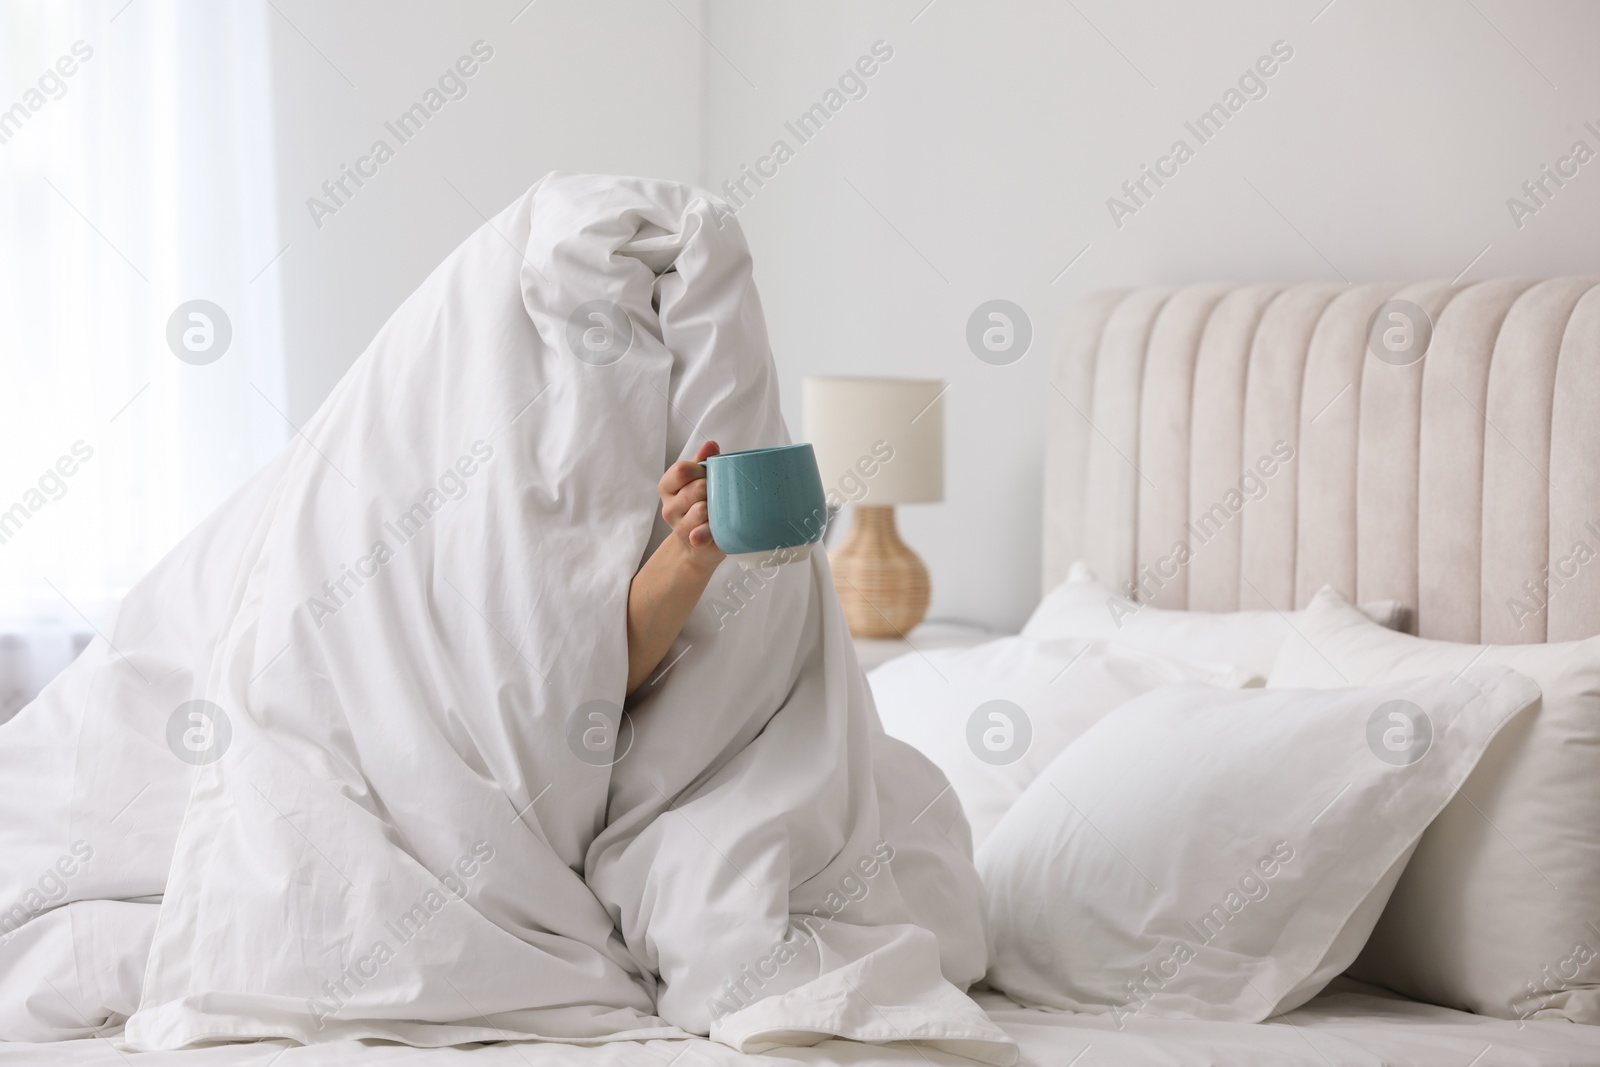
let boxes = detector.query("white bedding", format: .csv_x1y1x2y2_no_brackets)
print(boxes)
978,668,1539,1022
4,983,1600,1066
0,173,1004,1060
870,636,1251,846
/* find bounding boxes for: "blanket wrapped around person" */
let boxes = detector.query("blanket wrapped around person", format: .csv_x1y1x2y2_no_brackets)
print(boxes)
0,172,1010,1062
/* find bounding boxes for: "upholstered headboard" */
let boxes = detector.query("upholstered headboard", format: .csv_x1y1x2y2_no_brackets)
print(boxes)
1044,279,1600,644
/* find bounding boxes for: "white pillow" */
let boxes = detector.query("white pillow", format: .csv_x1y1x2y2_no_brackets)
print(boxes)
869,637,1254,847
1023,562,1403,678
978,667,1539,1022
1268,587,1600,1023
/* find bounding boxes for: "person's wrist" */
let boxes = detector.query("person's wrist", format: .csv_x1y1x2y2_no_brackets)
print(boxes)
686,543,723,579
670,528,723,579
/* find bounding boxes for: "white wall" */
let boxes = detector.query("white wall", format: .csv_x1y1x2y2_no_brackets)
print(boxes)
702,0,1600,631
265,0,706,421
267,0,1600,631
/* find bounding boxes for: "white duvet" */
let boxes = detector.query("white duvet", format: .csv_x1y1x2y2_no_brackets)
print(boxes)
0,173,1010,1063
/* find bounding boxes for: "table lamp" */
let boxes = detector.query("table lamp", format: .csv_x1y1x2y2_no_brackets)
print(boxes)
804,376,945,637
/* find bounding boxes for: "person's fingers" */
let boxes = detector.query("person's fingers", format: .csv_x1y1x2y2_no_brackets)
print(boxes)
659,459,706,499
679,478,708,506
664,483,707,527
664,496,695,530
663,445,721,539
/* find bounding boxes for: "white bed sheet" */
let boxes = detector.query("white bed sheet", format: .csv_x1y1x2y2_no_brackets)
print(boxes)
4,982,1597,1066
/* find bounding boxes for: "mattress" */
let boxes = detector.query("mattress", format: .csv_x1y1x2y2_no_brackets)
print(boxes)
4,982,1597,1066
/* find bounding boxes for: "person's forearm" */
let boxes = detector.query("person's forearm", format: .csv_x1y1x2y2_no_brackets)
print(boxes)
626,534,719,694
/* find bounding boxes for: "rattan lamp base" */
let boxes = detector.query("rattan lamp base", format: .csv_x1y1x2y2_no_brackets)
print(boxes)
830,505,930,637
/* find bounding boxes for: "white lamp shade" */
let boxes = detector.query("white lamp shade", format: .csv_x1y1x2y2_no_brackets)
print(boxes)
804,376,944,506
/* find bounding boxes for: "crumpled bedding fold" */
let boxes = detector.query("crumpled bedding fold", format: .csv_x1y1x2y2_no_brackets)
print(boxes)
0,172,1011,1064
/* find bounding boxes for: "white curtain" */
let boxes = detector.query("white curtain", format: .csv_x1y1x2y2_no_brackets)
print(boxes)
0,1,285,721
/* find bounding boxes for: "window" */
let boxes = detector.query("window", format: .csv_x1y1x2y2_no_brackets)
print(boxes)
0,1,285,719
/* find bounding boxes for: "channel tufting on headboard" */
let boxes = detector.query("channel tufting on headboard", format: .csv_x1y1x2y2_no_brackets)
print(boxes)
1044,279,1600,644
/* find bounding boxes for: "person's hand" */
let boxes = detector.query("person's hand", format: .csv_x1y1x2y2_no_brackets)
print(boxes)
658,440,725,573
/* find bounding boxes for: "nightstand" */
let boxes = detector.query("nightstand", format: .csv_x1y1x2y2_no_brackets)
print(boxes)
851,620,1001,671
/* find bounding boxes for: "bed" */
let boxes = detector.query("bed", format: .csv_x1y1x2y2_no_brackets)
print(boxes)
1046,278,1600,639
7,276,1600,1066
7,979,1600,1066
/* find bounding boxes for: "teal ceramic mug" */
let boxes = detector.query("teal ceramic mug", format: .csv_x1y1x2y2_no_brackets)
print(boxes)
700,443,828,568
